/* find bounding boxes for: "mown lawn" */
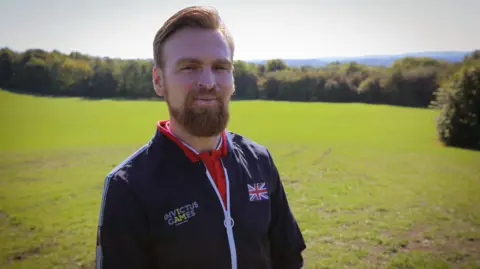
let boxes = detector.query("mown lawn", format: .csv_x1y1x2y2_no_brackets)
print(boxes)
0,89,479,269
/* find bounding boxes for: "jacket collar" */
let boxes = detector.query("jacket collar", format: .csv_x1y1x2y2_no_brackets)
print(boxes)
154,120,234,163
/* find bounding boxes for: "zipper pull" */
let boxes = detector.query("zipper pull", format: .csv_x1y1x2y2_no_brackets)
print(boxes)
224,215,235,228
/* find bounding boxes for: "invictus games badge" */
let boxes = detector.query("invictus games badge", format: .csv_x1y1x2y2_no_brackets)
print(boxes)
164,201,199,226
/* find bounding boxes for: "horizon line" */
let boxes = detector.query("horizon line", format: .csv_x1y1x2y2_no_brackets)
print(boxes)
1,46,477,62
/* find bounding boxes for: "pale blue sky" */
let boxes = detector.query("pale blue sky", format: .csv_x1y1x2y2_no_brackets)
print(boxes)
0,0,478,60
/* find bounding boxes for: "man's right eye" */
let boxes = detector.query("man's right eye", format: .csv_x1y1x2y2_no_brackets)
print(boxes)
181,66,196,70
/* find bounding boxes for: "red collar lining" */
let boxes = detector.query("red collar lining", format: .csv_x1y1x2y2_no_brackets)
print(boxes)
157,120,228,162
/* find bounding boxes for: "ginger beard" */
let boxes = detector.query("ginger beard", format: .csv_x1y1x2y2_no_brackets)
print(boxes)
164,83,231,137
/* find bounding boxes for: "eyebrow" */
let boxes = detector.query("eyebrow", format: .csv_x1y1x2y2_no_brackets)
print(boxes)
214,58,233,66
175,57,232,66
175,58,202,65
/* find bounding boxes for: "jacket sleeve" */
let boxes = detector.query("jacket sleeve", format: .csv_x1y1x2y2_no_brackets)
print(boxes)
96,172,152,269
267,150,307,269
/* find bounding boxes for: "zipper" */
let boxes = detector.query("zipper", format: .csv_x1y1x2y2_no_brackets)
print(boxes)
175,135,236,268
204,161,237,269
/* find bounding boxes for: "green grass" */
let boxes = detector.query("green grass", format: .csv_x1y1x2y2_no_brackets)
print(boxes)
1,89,479,269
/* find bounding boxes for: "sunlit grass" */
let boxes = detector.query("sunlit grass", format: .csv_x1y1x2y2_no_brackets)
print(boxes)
1,89,479,268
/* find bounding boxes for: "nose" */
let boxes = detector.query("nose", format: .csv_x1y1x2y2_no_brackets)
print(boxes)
197,67,215,89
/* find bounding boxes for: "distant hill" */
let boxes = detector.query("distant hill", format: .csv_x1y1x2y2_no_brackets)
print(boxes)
247,51,472,67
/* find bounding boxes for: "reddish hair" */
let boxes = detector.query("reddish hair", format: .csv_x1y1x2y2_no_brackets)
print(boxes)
153,6,234,68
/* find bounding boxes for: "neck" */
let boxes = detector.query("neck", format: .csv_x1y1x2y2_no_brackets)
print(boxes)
168,119,221,153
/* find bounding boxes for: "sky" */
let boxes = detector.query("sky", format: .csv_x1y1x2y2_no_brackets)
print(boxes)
0,0,479,61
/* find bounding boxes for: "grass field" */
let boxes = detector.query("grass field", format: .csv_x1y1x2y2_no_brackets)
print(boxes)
0,88,479,269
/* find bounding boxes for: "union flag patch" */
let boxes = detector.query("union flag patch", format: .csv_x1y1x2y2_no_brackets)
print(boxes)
247,182,269,201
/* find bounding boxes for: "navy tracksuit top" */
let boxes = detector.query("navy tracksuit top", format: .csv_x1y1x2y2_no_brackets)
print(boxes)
95,123,307,269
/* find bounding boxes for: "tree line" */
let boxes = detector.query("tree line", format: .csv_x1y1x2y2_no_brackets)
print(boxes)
0,47,475,105
0,47,479,149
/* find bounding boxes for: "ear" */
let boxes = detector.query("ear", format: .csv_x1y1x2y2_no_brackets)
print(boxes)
152,65,165,97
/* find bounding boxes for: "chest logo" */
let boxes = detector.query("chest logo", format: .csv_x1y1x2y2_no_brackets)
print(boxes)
164,201,199,226
248,183,269,201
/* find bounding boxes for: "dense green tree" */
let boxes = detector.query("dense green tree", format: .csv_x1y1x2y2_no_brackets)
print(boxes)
1,47,478,112
233,60,259,99
0,48,15,88
265,59,287,72
432,62,480,150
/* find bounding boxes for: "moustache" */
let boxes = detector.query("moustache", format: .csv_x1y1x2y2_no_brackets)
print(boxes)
190,87,221,100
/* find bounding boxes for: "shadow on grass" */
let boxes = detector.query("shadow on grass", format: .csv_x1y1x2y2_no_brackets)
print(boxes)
2,87,479,152
1,87,258,102
1,87,433,107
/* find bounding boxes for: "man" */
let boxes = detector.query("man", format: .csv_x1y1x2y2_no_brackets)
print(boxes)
95,6,306,269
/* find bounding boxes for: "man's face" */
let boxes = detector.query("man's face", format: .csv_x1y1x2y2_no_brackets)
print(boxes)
153,27,235,137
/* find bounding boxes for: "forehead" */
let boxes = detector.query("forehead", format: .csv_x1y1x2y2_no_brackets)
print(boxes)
162,28,231,65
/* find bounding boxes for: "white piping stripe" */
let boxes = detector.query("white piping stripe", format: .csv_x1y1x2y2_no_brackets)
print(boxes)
96,130,233,268
96,142,151,269
204,162,238,269
222,159,237,269
178,136,223,155
164,124,223,155
169,127,236,267
204,168,226,210
176,131,236,268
